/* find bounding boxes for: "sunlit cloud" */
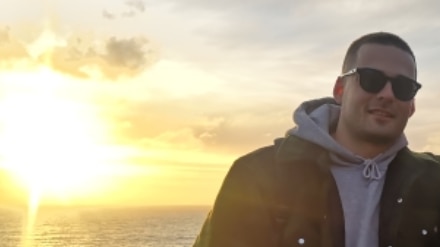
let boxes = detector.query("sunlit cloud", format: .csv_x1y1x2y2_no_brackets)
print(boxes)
0,25,158,80
0,27,31,66
47,35,156,80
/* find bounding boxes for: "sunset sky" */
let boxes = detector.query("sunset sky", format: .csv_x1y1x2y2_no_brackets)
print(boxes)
1,0,440,207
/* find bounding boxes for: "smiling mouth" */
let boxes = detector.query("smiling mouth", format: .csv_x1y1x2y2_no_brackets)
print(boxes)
367,109,395,118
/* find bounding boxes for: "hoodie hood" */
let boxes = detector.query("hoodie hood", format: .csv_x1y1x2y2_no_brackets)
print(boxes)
287,97,408,180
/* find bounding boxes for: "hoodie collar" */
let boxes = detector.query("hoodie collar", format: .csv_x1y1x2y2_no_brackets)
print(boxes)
283,97,408,180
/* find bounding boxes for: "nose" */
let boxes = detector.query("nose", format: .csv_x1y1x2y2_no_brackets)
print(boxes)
376,81,395,100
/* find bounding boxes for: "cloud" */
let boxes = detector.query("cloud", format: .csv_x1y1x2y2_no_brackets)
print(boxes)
102,9,116,20
0,27,31,65
45,35,158,80
104,37,151,70
154,0,440,74
102,0,146,20
122,10,136,18
0,26,158,80
0,27,9,42
99,92,295,156
125,0,146,12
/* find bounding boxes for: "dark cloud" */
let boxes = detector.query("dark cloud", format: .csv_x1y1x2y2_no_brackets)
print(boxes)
104,37,151,70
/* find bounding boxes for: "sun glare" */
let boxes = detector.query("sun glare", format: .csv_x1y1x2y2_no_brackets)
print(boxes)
0,19,169,247
0,67,119,204
0,22,163,209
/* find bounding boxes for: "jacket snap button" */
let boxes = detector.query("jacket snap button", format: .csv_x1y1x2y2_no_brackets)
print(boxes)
434,226,438,233
397,198,403,204
422,229,428,235
298,238,305,245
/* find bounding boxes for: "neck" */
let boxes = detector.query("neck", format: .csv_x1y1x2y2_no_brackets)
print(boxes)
332,126,393,159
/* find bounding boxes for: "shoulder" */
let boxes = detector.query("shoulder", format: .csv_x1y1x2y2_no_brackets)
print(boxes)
420,151,440,163
232,137,295,168
406,150,440,168
235,145,276,166
416,151,440,179
225,138,289,181
400,149,440,185
228,145,277,180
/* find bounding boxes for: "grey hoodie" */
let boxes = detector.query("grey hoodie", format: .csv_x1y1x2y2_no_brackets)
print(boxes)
288,97,408,247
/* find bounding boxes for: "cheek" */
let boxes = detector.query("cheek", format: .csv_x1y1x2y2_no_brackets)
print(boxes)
342,90,368,109
402,104,414,118
394,103,414,121
343,83,370,102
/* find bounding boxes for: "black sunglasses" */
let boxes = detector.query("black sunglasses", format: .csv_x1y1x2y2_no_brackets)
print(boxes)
339,67,422,101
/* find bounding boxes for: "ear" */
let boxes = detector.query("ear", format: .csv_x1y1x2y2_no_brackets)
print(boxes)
333,77,345,104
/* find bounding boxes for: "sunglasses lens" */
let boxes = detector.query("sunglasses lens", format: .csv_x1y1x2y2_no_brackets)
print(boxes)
392,77,417,101
358,69,387,93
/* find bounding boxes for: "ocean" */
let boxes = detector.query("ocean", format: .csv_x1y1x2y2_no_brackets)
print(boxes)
0,206,210,247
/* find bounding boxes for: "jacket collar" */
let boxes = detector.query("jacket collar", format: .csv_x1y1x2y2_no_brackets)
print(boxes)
274,134,331,171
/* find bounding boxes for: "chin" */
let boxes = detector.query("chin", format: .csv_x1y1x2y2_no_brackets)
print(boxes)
362,129,398,145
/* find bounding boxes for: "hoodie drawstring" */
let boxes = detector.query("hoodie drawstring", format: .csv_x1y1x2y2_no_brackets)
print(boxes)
362,159,382,180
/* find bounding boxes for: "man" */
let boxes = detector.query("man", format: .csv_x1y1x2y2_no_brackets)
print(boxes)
193,32,440,247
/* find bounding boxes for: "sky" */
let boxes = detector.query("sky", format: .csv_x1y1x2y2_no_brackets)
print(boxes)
0,0,440,207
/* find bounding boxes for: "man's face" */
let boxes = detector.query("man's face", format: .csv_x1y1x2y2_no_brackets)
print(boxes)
334,43,417,145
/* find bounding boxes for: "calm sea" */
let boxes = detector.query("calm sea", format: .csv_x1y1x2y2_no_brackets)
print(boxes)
0,206,210,247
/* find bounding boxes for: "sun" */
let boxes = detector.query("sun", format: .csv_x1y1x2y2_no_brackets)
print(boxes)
0,23,142,247
0,21,124,205
0,67,121,205
0,20,162,209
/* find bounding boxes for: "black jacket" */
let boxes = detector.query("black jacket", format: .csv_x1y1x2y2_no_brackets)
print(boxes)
193,135,440,247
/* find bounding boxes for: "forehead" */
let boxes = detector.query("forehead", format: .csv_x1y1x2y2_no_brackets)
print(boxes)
355,44,416,79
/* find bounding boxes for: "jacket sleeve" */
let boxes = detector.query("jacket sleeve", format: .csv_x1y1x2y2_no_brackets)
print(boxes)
193,152,278,247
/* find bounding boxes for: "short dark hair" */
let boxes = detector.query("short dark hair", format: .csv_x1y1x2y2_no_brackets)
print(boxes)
342,32,417,77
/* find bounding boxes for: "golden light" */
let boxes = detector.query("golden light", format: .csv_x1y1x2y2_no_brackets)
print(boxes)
0,16,165,210
0,67,119,203
0,66,114,246
0,64,165,245
0,67,162,205
0,22,165,246
0,17,142,207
